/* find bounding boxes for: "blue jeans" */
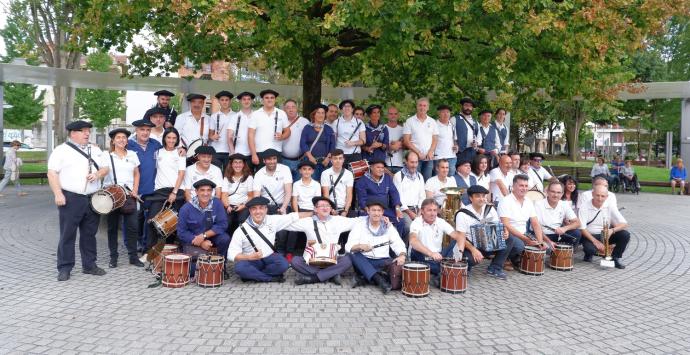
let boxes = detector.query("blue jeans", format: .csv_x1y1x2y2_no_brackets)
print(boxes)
234,253,289,282
417,159,434,181
281,157,301,182
434,158,457,177
0,168,22,194
410,246,455,275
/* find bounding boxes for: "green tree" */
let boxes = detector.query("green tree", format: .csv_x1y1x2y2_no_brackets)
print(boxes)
3,83,46,129
75,52,125,133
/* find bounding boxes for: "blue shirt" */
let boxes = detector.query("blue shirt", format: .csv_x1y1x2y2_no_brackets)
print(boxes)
300,124,335,159
355,173,402,218
127,138,162,196
362,122,389,162
670,166,687,180
177,197,228,245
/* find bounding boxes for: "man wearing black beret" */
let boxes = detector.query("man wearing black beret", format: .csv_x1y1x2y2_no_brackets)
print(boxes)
248,89,290,168
144,90,177,128
174,93,211,152
209,90,235,171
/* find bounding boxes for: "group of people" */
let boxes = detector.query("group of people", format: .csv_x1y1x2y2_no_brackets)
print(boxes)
47,89,632,295
590,155,640,194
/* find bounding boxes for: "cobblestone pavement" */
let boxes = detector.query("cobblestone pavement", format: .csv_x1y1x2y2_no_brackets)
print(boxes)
0,186,689,354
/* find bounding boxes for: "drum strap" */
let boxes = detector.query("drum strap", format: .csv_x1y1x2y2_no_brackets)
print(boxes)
586,210,602,226
239,225,259,252
246,224,277,252
262,186,279,206
532,168,543,183
459,114,478,136
66,141,100,170
312,220,323,244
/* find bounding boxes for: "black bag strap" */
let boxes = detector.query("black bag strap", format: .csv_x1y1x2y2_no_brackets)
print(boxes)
532,168,543,183
228,177,242,196
109,154,118,185
483,204,493,219
262,186,279,206
66,141,100,170
247,223,277,252
312,219,323,244
455,207,481,222
239,225,259,252
586,210,602,226
459,114,477,136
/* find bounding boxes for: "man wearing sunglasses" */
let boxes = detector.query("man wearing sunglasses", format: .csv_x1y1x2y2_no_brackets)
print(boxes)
527,152,554,192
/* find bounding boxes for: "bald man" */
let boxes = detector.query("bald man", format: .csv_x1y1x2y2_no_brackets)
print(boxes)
578,185,630,269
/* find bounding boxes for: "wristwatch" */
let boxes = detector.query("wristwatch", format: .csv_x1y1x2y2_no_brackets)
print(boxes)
202,233,208,240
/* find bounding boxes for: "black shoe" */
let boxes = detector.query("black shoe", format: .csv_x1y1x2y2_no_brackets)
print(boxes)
109,259,117,268
57,270,70,281
583,255,592,262
294,274,318,285
129,259,145,267
329,275,342,286
372,273,392,294
351,274,366,288
223,270,230,281
431,275,441,288
613,258,626,269
83,266,107,276
271,275,286,283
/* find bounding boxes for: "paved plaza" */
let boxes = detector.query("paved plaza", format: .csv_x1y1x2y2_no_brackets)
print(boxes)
0,186,689,354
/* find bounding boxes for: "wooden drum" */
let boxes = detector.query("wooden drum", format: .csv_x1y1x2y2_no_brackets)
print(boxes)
402,262,430,298
519,246,545,276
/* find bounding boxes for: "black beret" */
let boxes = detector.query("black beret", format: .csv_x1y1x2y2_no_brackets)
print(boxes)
339,99,355,110
215,90,234,99
193,178,216,189
108,128,131,139
312,196,336,210
154,90,175,97
297,160,316,170
311,104,329,113
529,152,545,160
455,159,472,168
365,104,382,115
66,120,93,131
132,119,155,127
366,199,388,209
228,153,248,162
459,97,475,106
437,104,452,111
259,89,279,98
147,107,168,116
260,149,281,160
479,109,493,116
246,196,270,208
186,93,207,101
236,91,256,100
467,185,490,196
195,145,216,155
368,159,386,166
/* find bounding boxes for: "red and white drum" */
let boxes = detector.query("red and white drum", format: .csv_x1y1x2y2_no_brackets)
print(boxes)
348,160,369,179
402,262,430,298
519,246,546,276
440,259,468,294
549,244,574,271
150,207,178,238
152,244,179,275
162,253,191,288
90,185,127,215
196,254,225,288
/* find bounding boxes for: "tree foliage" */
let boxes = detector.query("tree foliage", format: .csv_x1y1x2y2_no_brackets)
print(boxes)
75,52,125,131
3,83,46,129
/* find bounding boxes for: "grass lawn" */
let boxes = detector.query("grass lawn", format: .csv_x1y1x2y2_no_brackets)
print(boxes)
547,160,672,194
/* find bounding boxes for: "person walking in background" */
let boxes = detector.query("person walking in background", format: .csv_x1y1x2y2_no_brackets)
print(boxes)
0,140,27,197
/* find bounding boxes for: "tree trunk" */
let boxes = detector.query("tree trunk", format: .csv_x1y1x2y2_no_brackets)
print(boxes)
563,101,585,162
547,117,555,155
301,53,324,118
647,102,657,167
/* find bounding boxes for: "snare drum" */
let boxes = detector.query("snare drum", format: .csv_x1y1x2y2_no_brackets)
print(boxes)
525,189,545,202
196,254,225,288
307,243,338,268
90,185,128,215
162,253,191,288
402,262,430,298
348,160,369,179
150,208,178,238
549,244,573,271
440,259,468,294
152,244,179,274
519,246,546,276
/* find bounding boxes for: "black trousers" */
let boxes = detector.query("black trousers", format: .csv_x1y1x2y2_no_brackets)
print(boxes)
582,230,631,259
214,152,229,172
146,188,185,250
57,190,100,272
269,205,292,253
107,209,139,261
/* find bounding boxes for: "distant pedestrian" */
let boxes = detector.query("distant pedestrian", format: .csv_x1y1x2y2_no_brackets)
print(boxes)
0,140,27,197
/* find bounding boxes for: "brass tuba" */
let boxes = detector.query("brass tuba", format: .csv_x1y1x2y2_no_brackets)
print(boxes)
440,187,465,249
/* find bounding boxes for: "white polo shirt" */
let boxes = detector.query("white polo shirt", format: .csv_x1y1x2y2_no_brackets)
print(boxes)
154,148,186,191
174,111,211,147
345,218,407,258
229,110,252,156
577,189,618,211
223,175,254,206
403,115,438,157
455,205,499,233
535,199,577,232
104,150,140,188
228,213,301,261
291,215,361,244
393,170,426,210
183,163,223,198
489,168,515,203
527,166,552,192
47,142,108,195
409,217,455,253
253,163,293,205
425,175,457,207
292,178,322,210
386,124,404,167
434,120,456,159
334,116,365,154
320,167,354,210
209,110,234,153
578,200,627,235
249,107,289,153
498,193,536,235
282,116,310,159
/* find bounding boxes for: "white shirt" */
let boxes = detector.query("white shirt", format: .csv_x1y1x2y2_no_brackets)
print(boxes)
578,200,627,235
47,142,107,195
455,205,499,233
403,115,438,157
498,193,537,235
209,110,234,153
494,121,509,153
154,148,186,191
527,166,552,192
229,110,252,156
458,115,482,148
434,120,456,159
228,213,301,261
150,130,164,144
393,170,426,210
425,176,457,207
282,116,310,159
386,124,404,167
249,107,289,153
472,172,490,191
409,217,455,253
320,167,354,210
223,175,254,206
334,116,365,154
577,189,618,211
489,168,515,203
535,199,577,233
345,218,407,259
183,163,223,198
253,164,293,205
174,111,211,147
104,150,140,188
292,178,322,210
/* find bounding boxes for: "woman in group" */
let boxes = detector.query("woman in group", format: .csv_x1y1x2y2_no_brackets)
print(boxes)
559,175,580,213
362,104,389,163
105,128,144,268
471,154,491,191
0,140,27,197
299,104,335,180
221,154,254,237
146,128,186,251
